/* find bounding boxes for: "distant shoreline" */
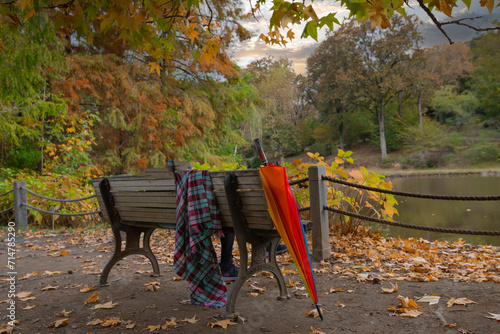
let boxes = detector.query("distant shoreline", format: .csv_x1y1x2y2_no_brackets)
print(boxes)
376,169,500,178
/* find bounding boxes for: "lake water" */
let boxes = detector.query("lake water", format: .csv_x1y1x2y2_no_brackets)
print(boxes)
383,174,500,246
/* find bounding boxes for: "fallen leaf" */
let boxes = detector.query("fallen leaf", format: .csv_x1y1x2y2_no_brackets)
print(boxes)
21,304,35,310
43,270,63,276
207,319,238,329
92,301,118,309
249,284,266,293
20,272,39,280
172,276,183,281
16,291,32,299
145,281,161,292
161,318,177,329
86,318,103,326
83,291,99,304
59,248,70,256
40,285,59,291
328,287,344,293
79,284,95,293
144,324,161,332
309,326,326,334
305,308,323,318
447,297,477,307
400,309,423,318
56,309,73,317
48,318,69,328
486,313,500,321
444,323,457,327
417,295,440,305
123,321,136,329
181,315,199,324
381,282,398,294
101,317,122,327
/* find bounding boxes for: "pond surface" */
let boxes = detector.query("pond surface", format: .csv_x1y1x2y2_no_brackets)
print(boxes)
383,174,500,246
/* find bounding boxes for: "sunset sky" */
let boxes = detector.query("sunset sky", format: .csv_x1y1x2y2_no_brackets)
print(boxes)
230,0,500,74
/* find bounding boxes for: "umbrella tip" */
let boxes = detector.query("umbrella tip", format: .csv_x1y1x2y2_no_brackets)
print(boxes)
316,304,324,321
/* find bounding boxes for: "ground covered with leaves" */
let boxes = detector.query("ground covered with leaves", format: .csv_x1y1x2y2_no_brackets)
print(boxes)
1,228,499,334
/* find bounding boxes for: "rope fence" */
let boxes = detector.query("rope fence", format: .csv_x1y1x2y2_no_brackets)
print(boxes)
1,180,101,229
321,175,500,236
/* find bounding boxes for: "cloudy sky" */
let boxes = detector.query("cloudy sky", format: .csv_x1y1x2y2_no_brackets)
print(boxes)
230,0,499,74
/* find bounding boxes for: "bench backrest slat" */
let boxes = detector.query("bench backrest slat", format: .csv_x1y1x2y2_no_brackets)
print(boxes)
92,168,275,231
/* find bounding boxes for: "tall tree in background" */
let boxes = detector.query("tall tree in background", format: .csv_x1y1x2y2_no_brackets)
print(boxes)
243,57,305,161
469,28,500,128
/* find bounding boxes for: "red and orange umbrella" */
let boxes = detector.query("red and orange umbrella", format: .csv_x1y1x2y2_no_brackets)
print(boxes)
255,139,323,319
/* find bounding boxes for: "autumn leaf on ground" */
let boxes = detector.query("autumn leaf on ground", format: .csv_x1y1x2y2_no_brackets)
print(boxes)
56,309,73,317
305,308,323,318
249,284,265,293
181,315,199,324
0,324,13,334
447,297,477,307
43,270,63,276
144,324,161,332
92,301,118,309
309,327,326,334
21,304,35,310
101,317,122,327
40,285,59,291
417,295,440,305
145,281,161,292
20,272,38,280
172,276,183,281
86,318,103,326
161,319,177,330
123,321,136,329
16,291,32,299
328,287,344,293
79,284,95,293
381,282,398,294
48,318,69,328
83,291,99,304
207,319,238,329
59,248,70,256
388,295,422,318
485,313,500,321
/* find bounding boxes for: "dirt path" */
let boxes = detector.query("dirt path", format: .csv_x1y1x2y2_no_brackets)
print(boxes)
1,229,499,334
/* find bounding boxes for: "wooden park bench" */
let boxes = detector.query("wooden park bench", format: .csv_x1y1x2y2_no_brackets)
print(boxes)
91,166,330,315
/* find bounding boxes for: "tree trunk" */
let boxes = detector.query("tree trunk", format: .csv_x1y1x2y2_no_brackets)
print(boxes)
339,120,344,151
417,88,423,127
378,98,387,160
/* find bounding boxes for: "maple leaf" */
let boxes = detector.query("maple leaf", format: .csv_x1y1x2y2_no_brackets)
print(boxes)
48,318,69,328
56,309,73,317
40,285,60,291
92,301,118,309
309,327,326,334
86,318,103,326
161,318,178,329
416,295,440,305
83,291,99,304
145,281,161,292
180,315,199,324
101,317,122,327
123,321,136,329
305,308,323,318
447,297,477,307
207,319,238,329
400,309,423,318
486,313,500,321
149,62,162,76
144,324,162,332
15,291,32,299
381,283,398,294
79,284,95,293
328,287,344,293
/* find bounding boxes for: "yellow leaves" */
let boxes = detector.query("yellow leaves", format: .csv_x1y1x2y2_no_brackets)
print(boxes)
40,285,59,291
15,291,32,299
21,304,35,310
438,0,458,17
207,319,238,329
92,301,118,309
416,295,440,305
43,270,63,276
328,287,344,294
309,326,326,334
56,309,73,317
305,307,323,318
83,291,99,304
145,281,161,292
446,297,477,307
388,295,422,318
148,62,162,76
381,282,398,294
369,0,391,29
180,315,199,324
79,284,95,293
480,0,495,13
48,318,69,328
101,317,123,327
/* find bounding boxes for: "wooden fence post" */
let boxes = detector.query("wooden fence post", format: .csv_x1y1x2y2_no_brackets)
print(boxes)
308,166,331,261
14,181,27,229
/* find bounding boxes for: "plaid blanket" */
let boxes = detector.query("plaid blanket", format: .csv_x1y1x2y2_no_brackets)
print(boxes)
171,169,227,308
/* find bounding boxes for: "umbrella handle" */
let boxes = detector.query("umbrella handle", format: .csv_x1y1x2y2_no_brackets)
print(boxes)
254,138,268,166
